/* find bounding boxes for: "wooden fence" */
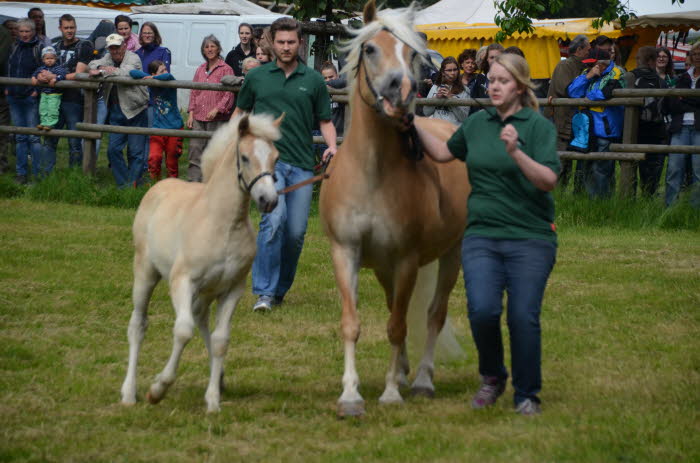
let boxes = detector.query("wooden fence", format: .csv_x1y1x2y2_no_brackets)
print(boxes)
1,75,698,196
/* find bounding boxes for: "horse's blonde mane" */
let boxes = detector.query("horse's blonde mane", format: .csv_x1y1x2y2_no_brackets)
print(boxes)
341,3,426,88
201,113,281,182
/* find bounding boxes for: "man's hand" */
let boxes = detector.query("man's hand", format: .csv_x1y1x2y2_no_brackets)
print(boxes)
321,145,337,164
206,108,218,121
89,69,101,77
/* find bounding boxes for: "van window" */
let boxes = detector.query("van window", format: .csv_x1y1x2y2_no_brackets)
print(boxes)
188,23,230,66
154,22,184,65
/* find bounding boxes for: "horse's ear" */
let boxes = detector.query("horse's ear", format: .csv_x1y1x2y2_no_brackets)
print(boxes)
363,0,376,24
238,114,250,137
274,112,285,127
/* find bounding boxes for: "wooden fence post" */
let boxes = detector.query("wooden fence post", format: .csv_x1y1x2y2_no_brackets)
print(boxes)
82,86,98,175
619,102,640,197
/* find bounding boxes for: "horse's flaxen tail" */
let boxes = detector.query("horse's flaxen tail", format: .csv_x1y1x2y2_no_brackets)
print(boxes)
406,260,465,364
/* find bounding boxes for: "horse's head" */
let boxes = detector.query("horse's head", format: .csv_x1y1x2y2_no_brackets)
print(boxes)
235,113,282,213
348,0,425,123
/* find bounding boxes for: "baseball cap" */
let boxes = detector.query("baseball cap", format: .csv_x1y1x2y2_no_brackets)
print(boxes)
582,47,611,64
105,33,124,48
41,46,57,57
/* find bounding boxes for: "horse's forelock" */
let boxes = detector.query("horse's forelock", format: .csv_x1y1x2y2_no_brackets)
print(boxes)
201,114,280,183
341,3,425,80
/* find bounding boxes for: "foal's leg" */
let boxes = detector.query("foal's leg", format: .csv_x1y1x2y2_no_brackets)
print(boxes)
204,282,244,413
332,243,363,417
193,298,223,390
121,254,161,405
411,243,461,398
379,259,418,405
147,275,196,404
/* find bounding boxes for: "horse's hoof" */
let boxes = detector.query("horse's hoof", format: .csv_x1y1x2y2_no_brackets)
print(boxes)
121,399,137,406
206,404,221,414
378,391,404,405
410,386,435,399
337,400,365,418
146,390,163,405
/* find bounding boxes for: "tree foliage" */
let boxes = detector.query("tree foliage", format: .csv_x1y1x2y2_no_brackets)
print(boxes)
494,0,687,42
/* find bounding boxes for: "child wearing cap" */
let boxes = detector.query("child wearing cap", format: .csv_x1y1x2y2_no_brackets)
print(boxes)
31,46,67,130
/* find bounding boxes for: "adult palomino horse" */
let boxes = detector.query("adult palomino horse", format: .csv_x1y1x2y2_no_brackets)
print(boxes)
120,114,281,413
320,0,470,417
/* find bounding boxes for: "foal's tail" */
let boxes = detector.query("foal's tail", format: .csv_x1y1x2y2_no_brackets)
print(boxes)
406,260,465,363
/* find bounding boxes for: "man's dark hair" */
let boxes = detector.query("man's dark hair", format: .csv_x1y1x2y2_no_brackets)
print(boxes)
637,46,657,68
270,17,301,41
59,14,76,26
595,35,613,47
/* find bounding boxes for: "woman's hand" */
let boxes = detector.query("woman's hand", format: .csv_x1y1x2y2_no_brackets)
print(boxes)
500,124,520,156
206,108,218,121
436,86,449,98
187,112,194,129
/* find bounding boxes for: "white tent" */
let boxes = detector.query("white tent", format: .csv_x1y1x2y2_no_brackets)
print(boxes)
414,0,498,26
131,0,276,15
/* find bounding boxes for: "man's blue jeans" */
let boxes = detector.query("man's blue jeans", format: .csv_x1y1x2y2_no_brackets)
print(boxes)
252,161,314,299
42,100,84,171
7,95,42,177
585,137,617,198
665,125,700,206
106,105,147,187
461,236,557,406
94,97,108,157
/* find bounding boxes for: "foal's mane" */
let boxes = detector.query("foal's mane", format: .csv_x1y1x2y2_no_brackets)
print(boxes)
341,3,426,91
201,114,281,183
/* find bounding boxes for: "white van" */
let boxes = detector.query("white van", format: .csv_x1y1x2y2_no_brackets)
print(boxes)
1,2,118,41
128,13,284,108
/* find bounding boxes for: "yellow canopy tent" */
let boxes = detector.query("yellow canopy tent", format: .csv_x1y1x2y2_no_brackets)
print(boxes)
417,18,622,79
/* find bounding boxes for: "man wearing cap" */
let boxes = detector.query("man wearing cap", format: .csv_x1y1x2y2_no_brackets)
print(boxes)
567,47,626,198
37,14,94,171
89,33,149,187
545,34,590,192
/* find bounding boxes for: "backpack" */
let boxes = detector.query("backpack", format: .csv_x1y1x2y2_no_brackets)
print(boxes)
632,69,665,124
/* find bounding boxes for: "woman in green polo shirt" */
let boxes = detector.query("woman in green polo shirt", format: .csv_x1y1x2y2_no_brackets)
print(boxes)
415,53,560,416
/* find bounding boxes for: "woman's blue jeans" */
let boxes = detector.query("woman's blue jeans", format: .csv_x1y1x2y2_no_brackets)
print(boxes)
461,236,556,406
252,161,313,299
665,125,700,206
7,95,42,177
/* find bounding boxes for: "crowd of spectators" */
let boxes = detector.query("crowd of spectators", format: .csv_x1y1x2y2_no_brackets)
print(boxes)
0,8,698,205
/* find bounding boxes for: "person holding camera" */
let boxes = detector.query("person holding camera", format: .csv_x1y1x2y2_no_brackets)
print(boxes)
423,56,470,125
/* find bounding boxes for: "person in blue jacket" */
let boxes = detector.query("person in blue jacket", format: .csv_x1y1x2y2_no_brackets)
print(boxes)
567,47,625,198
130,60,183,180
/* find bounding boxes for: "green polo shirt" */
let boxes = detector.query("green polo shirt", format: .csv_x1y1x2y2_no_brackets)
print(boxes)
236,60,332,171
446,107,560,244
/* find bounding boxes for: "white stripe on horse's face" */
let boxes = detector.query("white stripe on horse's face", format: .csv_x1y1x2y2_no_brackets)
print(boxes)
253,138,275,168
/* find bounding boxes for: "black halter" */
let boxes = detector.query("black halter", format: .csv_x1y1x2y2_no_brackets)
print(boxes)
235,141,277,193
353,27,425,161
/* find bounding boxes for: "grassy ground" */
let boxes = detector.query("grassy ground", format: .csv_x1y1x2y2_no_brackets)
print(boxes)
1,190,698,461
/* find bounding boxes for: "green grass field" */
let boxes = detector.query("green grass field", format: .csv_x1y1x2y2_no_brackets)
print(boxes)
1,182,699,461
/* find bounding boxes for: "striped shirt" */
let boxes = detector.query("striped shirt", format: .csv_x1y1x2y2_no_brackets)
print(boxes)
188,59,235,122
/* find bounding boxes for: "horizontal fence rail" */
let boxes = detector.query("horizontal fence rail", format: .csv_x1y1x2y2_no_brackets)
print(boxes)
1,76,698,195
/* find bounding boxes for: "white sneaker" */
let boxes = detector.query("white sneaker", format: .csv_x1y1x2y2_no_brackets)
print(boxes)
253,295,273,312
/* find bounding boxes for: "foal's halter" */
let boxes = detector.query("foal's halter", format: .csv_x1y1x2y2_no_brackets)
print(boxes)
235,141,276,193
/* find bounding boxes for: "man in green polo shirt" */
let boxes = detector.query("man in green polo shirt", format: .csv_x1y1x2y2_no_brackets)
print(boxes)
232,17,337,312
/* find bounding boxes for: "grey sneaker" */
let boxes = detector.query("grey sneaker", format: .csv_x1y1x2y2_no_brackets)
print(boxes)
515,399,541,416
253,295,273,312
471,375,506,409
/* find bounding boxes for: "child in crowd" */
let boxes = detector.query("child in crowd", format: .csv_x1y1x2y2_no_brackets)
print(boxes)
241,57,261,75
130,60,183,181
31,46,66,130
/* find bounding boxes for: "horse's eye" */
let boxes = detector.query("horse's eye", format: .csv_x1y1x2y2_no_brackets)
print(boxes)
241,155,250,164
365,44,376,55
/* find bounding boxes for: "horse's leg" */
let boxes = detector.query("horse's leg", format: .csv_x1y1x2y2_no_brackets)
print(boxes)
121,254,161,405
374,268,409,389
332,242,363,417
194,298,224,391
411,243,461,398
204,283,244,413
379,259,418,405
147,275,197,404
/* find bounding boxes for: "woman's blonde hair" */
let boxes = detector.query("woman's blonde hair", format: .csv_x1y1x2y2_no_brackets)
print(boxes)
492,53,539,111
